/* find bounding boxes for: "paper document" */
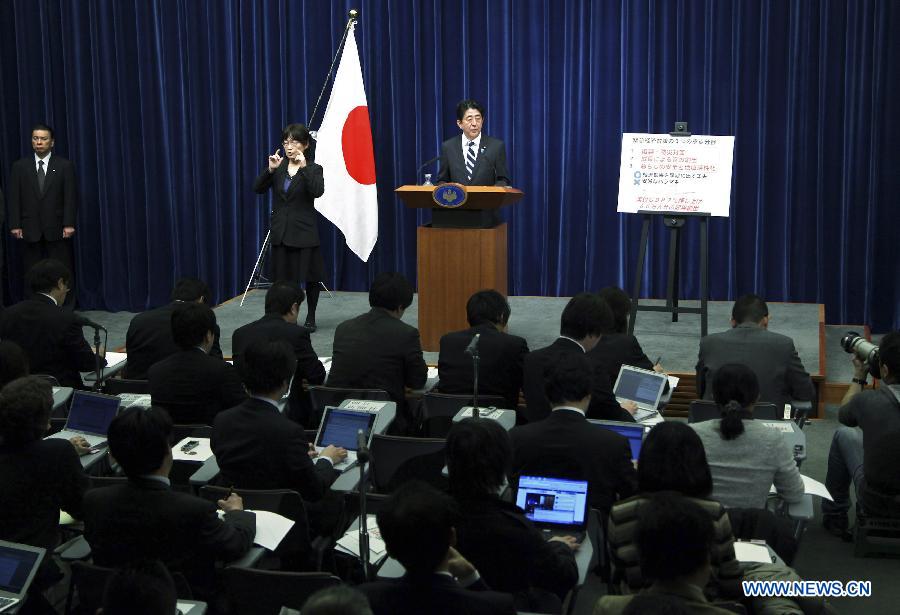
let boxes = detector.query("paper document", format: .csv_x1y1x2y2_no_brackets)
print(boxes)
734,542,774,563
118,393,152,409
769,475,832,501
427,366,439,379
103,352,128,369
760,421,794,433
342,399,384,412
337,515,387,560
250,510,295,550
172,437,214,462
176,602,198,615
458,406,505,420
667,375,680,389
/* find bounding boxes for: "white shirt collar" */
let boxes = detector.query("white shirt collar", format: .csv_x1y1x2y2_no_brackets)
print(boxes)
462,133,482,153
34,152,51,168
38,292,58,306
552,405,586,416
558,336,586,352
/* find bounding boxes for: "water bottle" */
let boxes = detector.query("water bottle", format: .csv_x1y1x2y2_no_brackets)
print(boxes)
423,173,433,186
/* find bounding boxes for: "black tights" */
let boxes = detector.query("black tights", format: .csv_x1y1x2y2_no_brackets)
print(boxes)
305,283,320,322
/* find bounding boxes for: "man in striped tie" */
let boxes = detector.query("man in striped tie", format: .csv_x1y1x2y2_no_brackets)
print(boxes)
436,99,511,187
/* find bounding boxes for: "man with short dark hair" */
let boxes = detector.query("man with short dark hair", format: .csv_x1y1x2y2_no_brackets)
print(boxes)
83,406,255,599
0,259,104,388
822,331,900,537
7,124,78,287
358,481,516,615
437,289,529,409
436,99,510,186
696,294,814,411
301,586,373,615
123,277,223,379
231,282,326,424
511,353,637,513
148,303,245,424
328,273,427,428
523,293,636,423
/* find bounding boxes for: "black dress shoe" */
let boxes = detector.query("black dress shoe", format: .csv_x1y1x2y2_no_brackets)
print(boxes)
822,514,853,541
303,320,317,332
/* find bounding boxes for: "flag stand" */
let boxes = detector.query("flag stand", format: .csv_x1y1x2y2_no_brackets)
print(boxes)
240,9,359,308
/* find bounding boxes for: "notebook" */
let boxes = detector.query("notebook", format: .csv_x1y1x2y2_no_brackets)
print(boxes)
314,406,378,472
515,475,589,540
0,541,46,613
45,390,121,447
613,364,668,421
589,419,648,462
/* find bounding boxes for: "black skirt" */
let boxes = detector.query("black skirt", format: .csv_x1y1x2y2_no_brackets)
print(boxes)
271,244,325,284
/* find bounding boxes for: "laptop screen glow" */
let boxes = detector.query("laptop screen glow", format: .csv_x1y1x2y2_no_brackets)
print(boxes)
614,366,666,407
593,421,645,461
316,408,376,450
515,475,588,528
0,545,40,594
66,392,120,435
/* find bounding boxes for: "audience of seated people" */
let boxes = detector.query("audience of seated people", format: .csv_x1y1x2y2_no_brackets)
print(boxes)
436,289,529,410
823,330,900,538
327,272,427,433
512,352,637,513
357,480,517,615
231,281,326,425
148,302,246,424
697,294,815,412
83,406,256,601
523,292,637,423
691,363,805,510
123,276,224,379
588,286,663,385
0,259,105,388
446,417,578,610
212,338,346,538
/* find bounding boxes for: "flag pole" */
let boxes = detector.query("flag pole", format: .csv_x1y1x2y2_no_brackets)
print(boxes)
307,9,359,128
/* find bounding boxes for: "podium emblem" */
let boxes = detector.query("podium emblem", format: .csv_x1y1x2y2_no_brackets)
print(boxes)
432,183,467,208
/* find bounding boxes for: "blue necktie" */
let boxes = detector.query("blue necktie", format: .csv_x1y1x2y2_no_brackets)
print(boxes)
465,141,477,181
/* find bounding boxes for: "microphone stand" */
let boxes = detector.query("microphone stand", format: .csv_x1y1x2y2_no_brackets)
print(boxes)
471,345,480,420
91,327,103,392
356,428,372,581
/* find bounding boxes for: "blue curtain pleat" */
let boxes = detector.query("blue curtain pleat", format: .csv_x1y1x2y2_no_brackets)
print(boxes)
0,0,896,330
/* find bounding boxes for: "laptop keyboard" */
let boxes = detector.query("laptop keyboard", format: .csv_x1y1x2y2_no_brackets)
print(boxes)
316,448,358,472
541,528,586,543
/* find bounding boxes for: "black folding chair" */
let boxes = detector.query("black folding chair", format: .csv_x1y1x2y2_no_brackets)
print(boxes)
221,567,340,615
103,378,151,395
308,386,390,428
419,392,506,437
369,434,447,493
688,400,780,423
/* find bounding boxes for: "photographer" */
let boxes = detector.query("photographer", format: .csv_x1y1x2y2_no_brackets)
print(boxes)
822,331,900,538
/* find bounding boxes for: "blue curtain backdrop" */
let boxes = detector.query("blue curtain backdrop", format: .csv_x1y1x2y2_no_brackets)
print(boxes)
0,0,896,330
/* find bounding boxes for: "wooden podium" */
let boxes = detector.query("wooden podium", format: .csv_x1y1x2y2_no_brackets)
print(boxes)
396,185,524,351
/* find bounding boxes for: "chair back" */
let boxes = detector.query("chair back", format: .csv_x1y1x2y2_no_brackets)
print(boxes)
69,561,192,614
689,400,781,423
33,374,60,386
308,386,390,428
369,434,447,493
420,392,507,437
104,378,151,395
221,568,340,615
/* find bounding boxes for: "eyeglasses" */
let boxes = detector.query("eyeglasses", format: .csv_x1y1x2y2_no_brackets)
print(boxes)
32,136,51,142
282,140,303,147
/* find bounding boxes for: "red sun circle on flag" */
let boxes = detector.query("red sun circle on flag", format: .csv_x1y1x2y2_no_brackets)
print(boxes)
342,106,376,185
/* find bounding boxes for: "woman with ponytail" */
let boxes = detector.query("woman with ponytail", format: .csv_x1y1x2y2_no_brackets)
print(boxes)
691,363,804,509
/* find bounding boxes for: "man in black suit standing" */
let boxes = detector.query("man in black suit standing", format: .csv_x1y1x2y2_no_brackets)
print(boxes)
437,289,528,410
0,259,104,388
123,277,223,379
7,124,78,292
358,481,516,615
522,293,637,423
148,303,246,425
511,353,637,514
436,99,510,186
328,272,427,432
231,282,325,425
83,406,255,600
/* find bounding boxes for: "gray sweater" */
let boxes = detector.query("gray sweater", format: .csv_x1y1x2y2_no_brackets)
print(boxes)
691,419,804,509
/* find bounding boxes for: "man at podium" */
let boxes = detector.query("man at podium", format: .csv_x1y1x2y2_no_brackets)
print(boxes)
436,99,511,187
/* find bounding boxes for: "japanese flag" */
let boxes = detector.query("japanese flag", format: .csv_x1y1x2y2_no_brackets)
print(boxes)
314,23,378,262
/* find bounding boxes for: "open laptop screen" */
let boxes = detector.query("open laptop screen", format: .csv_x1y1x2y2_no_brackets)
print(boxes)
66,392,120,435
591,420,646,461
0,544,41,594
515,475,588,529
614,366,666,408
316,407,377,450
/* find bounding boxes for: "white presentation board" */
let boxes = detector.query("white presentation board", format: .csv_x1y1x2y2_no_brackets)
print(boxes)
617,133,735,217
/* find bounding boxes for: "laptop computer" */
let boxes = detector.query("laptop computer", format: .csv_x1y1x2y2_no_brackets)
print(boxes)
0,541,46,613
514,474,589,541
613,364,668,421
314,406,379,472
45,390,121,448
589,419,648,462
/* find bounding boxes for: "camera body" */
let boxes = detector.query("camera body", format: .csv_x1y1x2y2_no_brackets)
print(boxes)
840,332,881,380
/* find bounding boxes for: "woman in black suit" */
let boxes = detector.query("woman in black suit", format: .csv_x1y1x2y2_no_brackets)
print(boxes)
590,286,663,383
253,124,326,331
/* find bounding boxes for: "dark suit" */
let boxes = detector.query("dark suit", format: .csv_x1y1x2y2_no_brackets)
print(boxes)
696,323,815,409
8,154,77,275
0,439,87,550
124,301,223,379
231,313,325,423
0,294,102,388
211,397,338,502
436,134,511,186
148,348,246,425
327,308,428,407
83,478,255,598
588,333,654,386
510,409,638,512
359,574,517,615
437,323,528,409
522,337,633,423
